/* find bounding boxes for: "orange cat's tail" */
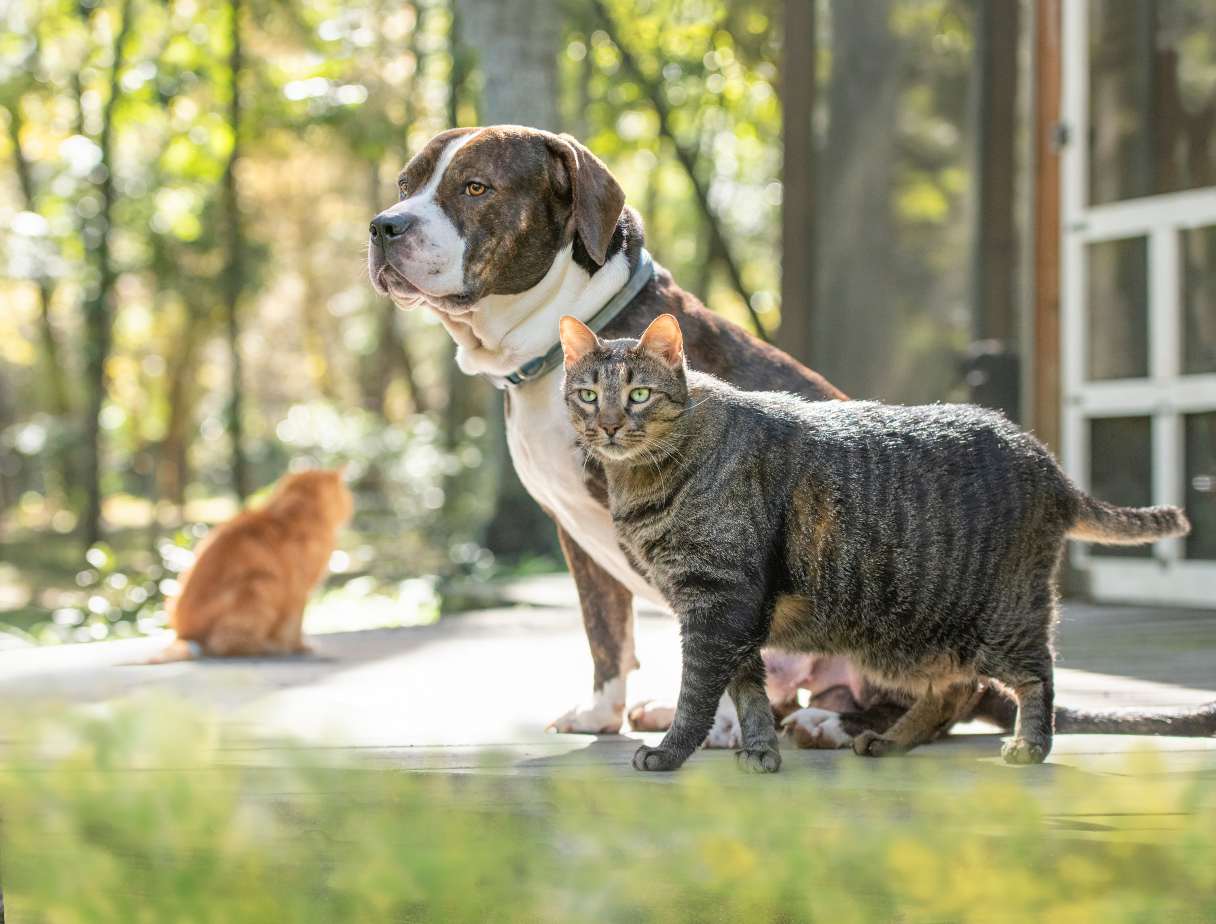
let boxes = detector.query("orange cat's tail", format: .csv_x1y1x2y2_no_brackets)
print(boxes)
145,638,202,664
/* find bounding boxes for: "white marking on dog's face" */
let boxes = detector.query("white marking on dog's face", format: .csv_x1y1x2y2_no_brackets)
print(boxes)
380,131,480,300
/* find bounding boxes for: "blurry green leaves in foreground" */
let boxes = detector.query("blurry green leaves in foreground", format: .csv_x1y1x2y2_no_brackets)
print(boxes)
2,700,1215,923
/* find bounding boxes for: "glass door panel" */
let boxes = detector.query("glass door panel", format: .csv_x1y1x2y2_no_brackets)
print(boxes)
1086,237,1149,380
1185,412,1216,560
1088,0,1216,207
1181,225,1216,375
1090,416,1154,558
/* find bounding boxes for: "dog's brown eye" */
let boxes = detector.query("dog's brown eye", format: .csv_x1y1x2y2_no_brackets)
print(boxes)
465,181,488,197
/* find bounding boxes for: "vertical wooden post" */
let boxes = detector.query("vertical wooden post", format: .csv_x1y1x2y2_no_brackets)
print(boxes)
1032,0,1062,452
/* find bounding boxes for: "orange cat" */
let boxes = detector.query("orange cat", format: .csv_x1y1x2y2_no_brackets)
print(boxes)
149,468,353,661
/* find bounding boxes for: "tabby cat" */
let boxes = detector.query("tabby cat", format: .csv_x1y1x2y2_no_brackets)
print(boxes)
558,313,1190,772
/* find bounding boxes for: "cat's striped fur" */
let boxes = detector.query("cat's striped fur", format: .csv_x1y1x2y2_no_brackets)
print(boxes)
559,314,1191,772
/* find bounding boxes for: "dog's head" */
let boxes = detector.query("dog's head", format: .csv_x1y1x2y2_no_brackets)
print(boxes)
368,126,626,315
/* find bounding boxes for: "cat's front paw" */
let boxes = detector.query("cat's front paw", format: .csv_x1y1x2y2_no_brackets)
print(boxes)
632,744,685,772
1001,736,1049,765
735,747,782,773
852,730,902,758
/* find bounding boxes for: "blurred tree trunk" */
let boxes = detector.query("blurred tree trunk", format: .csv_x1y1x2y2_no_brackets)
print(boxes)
777,0,816,366
456,0,561,133
158,301,203,510
454,0,563,560
365,11,426,421
221,0,250,500
437,2,493,553
3,102,70,419
79,0,134,547
810,0,903,399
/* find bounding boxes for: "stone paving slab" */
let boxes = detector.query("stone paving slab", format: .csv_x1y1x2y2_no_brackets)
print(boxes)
1,590,1212,784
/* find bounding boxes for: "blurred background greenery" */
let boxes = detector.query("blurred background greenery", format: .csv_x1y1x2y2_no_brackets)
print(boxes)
1,0,1017,645
3,698,1216,922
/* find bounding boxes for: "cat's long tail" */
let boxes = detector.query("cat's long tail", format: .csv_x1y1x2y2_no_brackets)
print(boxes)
1067,494,1190,545
974,687,1216,737
1053,702,1216,737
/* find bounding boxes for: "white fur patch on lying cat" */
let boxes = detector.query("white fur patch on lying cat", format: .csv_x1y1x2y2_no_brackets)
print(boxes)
782,707,853,749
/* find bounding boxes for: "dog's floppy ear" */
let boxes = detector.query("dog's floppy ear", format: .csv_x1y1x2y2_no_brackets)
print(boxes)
559,315,602,368
546,133,625,266
637,314,684,368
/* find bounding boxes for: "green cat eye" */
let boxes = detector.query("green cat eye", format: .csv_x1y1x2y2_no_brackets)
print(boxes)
578,388,598,403
628,387,651,403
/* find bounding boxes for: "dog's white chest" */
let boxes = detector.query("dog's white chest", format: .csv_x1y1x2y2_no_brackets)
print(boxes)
504,377,667,609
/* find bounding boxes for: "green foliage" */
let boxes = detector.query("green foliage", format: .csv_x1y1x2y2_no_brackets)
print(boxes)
3,699,1216,922
2,0,1000,640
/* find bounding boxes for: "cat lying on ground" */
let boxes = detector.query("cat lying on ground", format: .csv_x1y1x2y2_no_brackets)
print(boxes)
148,468,352,662
559,313,1192,772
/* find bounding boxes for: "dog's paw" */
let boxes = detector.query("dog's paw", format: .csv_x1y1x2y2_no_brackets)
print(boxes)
632,744,685,772
781,707,853,749
704,701,741,749
735,747,782,774
547,699,623,735
1001,736,1049,765
852,730,901,758
627,699,675,732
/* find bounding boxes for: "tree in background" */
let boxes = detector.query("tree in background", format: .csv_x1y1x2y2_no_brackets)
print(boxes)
0,0,1022,642
220,0,249,500
453,0,564,560
79,0,135,546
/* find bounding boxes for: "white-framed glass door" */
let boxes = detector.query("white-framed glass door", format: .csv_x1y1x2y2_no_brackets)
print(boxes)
1060,0,1216,607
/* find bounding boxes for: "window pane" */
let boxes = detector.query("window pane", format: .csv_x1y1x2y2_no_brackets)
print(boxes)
1089,0,1216,206
1182,225,1216,375
1086,237,1148,381
1185,413,1216,560
1089,416,1153,558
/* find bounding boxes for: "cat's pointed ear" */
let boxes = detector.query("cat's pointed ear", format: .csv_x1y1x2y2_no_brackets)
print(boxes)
559,315,601,368
637,313,684,368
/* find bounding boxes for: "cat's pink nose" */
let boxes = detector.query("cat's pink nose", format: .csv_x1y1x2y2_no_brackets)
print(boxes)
601,423,622,438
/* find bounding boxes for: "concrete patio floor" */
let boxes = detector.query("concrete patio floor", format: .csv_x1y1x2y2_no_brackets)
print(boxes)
1,576,1213,790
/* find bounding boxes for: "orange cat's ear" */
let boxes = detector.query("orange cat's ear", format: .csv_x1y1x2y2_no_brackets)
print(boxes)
637,313,684,368
559,315,601,368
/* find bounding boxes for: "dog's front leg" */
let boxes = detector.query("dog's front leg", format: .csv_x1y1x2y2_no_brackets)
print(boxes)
547,525,638,734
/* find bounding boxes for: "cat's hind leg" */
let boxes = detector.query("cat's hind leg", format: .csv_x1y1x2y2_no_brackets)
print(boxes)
997,666,1054,765
982,602,1056,764
853,679,980,757
728,651,781,773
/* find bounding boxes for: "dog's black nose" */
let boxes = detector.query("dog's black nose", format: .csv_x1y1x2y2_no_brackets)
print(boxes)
370,212,416,241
